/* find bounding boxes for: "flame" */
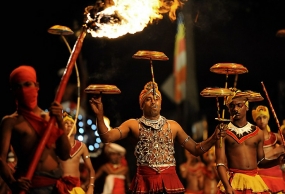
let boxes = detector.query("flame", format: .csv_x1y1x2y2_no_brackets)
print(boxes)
85,0,183,38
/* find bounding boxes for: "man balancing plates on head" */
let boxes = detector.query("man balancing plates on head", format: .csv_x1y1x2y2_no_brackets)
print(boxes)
252,105,285,193
0,65,71,193
215,88,285,194
89,81,227,194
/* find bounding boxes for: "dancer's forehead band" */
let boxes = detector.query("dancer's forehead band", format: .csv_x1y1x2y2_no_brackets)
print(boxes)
63,112,75,123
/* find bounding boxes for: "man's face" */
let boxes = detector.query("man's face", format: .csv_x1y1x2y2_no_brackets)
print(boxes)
142,93,161,118
11,81,39,110
11,81,38,91
228,99,248,120
255,115,269,130
64,120,75,135
108,152,122,164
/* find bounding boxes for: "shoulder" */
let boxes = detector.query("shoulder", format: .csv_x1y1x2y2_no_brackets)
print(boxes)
81,142,88,150
167,119,179,124
167,119,182,128
1,112,18,126
122,118,139,127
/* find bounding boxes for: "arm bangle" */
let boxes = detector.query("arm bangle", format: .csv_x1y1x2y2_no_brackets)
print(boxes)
181,136,191,147
199,142,206,153
257,157,265,165
216,163,227,169
115,127,122,139
89,183,94,187
85,155,90,159
90,176,95,179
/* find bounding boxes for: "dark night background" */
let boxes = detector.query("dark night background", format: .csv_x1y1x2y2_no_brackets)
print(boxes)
1,0,285,191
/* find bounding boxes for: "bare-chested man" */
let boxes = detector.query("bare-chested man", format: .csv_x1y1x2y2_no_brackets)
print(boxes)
202,146,219,194
89,81,227,193
0,65,71,193
57,112,95,194
216,89,285,194
179,150,205,194
252,105,285,193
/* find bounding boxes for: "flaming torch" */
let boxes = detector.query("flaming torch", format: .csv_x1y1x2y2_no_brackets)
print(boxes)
20,1,183,193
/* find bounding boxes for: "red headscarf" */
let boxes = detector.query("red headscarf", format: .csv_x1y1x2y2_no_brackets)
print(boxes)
9,65,37,84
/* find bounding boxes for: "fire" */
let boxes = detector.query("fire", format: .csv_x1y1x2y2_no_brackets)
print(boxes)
85,0,183,38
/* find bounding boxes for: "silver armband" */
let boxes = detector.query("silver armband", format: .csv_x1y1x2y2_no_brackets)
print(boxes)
181,136,191,147
257,157,265,165
216,163,227,169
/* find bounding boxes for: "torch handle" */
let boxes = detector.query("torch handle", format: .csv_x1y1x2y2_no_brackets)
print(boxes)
19,26,87,194
261,81,285,146
61,35,81,137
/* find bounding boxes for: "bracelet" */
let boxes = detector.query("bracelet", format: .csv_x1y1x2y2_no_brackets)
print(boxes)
199,142,206,153
89,183,94,187
257,157,265,165
216,163,227,169
90,176,95,179
181,136,191,147
85,155,90,159
115,127,122,139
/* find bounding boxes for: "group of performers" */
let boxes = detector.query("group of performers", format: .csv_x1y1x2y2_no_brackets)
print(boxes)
0,64,284,194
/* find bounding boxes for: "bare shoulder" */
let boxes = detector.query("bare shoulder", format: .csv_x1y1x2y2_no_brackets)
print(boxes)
81,142,89,151
0,112,18,128
167,119,182,129
122,118,139,128
167,119,180,125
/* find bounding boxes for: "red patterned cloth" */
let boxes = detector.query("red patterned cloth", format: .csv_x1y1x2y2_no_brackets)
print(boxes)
70,140,83,157
226,125,259,144
112,177,126,194
263,132,278,147
19,108,64,148
258,165,285,193
129,166,185,193
31,175,58,188
56,176,81,194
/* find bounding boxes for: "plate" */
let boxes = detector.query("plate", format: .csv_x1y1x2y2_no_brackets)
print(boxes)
84,84,121,94
48,25,74,35
210,63,248,74
200,87,234,97
132,50,169,61
235,90,264,102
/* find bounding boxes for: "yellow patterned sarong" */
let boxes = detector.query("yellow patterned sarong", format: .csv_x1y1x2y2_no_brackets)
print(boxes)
68,187,86,194
217,168,270,194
